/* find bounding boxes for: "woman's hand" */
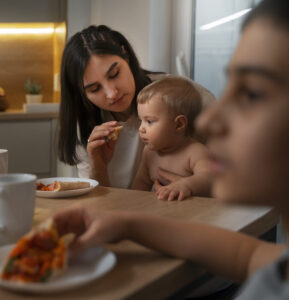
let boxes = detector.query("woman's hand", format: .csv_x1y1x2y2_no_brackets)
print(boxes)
87,121,119,184
53,203,129,254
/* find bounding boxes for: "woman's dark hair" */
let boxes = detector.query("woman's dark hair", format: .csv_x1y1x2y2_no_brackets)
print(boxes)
59,25,154,165
242,0,289,32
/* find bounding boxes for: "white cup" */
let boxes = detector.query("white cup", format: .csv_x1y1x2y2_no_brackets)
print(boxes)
0,173,36,246
0,149,8,174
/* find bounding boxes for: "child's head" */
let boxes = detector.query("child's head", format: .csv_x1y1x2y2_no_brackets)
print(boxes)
197,0,289,211
137,76,202,137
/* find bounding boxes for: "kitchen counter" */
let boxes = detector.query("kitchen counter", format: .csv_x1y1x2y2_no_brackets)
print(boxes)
0,111,58,177
0,109,59,120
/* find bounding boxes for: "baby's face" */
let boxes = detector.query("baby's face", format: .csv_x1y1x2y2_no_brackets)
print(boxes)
197,20,289,210
137,96,178,152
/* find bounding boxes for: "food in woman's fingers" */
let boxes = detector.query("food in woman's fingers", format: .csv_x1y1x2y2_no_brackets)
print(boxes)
105,125,123,142
0,219,74,283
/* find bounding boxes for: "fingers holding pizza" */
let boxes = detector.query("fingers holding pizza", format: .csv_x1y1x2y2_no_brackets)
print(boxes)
86,121,123,168
87,121,123,145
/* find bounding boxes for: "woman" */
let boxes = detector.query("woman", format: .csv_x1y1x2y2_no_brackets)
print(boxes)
58,25,215,188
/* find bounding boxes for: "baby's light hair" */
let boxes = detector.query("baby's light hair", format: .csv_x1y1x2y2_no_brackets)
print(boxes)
137,76,202,136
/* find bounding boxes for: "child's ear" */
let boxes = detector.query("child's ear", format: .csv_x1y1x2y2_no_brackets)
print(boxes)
174,115,187,132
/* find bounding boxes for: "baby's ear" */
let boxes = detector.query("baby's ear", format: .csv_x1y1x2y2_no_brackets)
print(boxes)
174,115,187,132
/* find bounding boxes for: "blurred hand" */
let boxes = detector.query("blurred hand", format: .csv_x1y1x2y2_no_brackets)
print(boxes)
53,203,128,255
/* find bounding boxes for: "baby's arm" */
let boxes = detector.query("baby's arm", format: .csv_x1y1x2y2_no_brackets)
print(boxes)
187,156,213,196
132,147,154,191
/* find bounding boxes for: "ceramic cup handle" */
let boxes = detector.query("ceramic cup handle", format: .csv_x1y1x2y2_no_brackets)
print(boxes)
0,186,7,232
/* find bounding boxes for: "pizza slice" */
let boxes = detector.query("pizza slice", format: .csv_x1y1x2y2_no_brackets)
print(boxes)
37,181,90,192
106,125,123,142
0,219,74,283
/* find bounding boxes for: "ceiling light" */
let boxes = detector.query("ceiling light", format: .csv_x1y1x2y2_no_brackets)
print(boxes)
200,8,252,31
0,27,54,35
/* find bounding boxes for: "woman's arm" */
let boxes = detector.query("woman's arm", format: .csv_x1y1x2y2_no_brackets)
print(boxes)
131,147,153,191
86,121,119,186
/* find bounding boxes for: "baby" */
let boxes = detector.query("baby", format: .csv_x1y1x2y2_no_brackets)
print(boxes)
132,76,212,200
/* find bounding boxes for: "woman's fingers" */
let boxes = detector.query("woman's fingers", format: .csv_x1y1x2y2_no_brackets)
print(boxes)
72,223,100,253
154,179,163,193
157,168,183,183
53,204,86,237
157,187,170,200
88,122,117,143
87,139,106,148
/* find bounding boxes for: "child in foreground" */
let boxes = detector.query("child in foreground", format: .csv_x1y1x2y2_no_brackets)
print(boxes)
53,0,289,298
132,76,212,200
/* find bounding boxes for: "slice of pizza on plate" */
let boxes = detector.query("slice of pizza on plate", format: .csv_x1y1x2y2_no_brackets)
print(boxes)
0,219,74,283
37,181,90,192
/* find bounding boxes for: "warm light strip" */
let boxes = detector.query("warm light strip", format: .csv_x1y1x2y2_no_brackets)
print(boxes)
200,8,252,31
0,27,54,34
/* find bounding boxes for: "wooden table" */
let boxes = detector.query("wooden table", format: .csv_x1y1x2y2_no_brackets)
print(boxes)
0,186,278,300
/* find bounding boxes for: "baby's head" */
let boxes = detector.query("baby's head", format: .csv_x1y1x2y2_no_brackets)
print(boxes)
137,76,202,137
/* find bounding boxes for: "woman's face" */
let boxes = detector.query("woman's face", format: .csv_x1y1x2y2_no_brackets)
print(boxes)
83,54,136,114
197,20,289,210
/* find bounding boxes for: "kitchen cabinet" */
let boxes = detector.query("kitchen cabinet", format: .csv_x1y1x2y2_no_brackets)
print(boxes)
0,115,58,178
0,0,67,22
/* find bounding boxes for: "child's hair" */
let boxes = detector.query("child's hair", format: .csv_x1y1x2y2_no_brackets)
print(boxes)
137,76,202,136
242,0,289,32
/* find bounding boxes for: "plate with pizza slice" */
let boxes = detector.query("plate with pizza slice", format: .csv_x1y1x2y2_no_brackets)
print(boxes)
36,177,99,198
0,219,116,294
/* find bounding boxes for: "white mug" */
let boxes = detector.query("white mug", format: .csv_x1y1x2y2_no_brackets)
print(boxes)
0,149,8,174
0,173,36,246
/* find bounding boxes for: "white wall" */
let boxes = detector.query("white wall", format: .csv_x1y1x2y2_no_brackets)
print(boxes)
67,0,92,39
66,0,194,75
90,0,150,68
148,0,172,73
170,0,193,77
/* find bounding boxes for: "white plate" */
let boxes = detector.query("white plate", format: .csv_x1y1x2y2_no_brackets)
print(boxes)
36,177,99,198
0,244,116,294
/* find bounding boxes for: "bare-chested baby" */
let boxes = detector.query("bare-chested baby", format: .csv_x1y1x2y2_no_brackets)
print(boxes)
132,76,213,200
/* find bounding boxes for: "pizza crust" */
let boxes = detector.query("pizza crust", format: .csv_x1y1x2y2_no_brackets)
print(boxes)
106,125,123,141
53,181,90,192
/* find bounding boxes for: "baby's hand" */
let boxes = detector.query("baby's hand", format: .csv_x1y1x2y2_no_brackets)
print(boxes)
155,179,192,201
